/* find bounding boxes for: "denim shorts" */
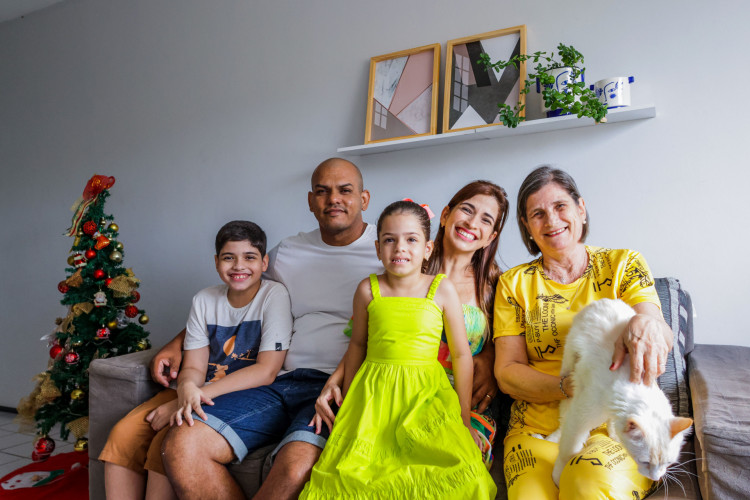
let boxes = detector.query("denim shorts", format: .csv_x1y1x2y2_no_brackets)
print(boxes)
193,368,331,462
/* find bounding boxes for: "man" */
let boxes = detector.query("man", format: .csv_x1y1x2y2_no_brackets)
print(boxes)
156,158,382,499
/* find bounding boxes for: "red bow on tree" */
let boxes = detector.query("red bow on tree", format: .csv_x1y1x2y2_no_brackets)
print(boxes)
65,175,116,236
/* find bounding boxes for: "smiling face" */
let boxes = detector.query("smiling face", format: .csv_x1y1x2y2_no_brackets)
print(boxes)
523,182,586,257
375,213,433,278
440,194,501,255
308,159,370,244
215,240,269,306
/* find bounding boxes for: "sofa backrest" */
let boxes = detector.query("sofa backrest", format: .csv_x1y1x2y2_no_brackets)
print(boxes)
654,277,693,418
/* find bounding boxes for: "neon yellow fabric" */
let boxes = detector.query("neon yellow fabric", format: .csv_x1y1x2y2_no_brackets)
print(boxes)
493,246,660,437
504,429,657,500
300,274,496,499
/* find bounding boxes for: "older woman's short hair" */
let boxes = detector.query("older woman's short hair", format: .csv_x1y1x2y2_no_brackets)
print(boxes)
516,166,589,255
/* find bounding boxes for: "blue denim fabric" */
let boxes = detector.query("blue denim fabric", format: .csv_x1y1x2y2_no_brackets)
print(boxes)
193,368,331,462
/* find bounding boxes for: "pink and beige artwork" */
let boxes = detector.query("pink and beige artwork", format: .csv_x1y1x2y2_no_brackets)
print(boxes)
369,49,435,142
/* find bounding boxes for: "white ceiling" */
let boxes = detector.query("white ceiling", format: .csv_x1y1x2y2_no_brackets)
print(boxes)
0,0,66,24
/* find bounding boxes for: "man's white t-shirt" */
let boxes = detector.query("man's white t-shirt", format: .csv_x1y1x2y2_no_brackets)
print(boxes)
183,280,293,382
265,224,382,375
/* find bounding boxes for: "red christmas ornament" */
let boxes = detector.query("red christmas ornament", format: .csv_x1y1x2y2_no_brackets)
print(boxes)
32,436,55,461
131,291,141,303
57,281,69,293
93,269,106,280
96,326,111,339
84,249,97,260
49,344,63,359
124,305,139,318
64,352,79,365
105,277,114,286
82,220,98,235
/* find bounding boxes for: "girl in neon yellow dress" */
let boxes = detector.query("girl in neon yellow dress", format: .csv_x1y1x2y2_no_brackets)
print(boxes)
299,201,496,499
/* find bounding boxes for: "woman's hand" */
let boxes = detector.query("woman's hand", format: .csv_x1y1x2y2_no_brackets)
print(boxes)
308,380,343,435
171,382,213,427
471,347,499,413
145,398,179,432
611,303,672,386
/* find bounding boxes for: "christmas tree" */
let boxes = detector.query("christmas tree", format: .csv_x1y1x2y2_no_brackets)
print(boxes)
18,175,151,461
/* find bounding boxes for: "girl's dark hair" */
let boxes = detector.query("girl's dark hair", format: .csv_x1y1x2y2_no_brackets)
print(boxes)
215,220,267,256
425,181,509,321
517,166,589,255
376,200,431,240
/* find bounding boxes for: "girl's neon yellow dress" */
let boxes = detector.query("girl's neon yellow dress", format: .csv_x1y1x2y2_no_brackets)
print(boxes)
299,274,496,499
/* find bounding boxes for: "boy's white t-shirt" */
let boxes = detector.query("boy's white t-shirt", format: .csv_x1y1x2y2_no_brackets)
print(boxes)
183,280,292,383
265,224,382,375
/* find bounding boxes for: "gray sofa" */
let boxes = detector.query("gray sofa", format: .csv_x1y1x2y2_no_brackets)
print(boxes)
88,278,750,500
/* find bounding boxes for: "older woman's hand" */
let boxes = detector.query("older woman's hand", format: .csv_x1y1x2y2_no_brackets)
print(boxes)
610,302,673,386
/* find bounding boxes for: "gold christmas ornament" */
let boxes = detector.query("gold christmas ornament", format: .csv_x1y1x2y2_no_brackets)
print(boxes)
67,255,75,266
108,223,119,232
135,339,149,351
109,250,123,262
71,339,83,347
74,438,88,452
115,241,123,251
71,389,85,401
138,314,149,325
107,319,118,329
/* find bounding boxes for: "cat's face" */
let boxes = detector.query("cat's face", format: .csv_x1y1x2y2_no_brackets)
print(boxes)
618,414,693,480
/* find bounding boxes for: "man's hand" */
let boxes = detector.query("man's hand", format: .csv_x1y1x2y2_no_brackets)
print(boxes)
308,380,342,435
611,312,671,386
145,398,178,432
471,347,498,413
150,345,183,387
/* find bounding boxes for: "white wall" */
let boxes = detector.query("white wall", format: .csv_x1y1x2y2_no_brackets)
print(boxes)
1,0,747,408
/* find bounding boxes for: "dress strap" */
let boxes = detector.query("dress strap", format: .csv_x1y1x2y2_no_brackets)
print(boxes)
426,274,445,300
369,274,381,299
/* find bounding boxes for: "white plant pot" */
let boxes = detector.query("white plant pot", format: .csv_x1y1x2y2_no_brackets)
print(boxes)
536,66,584,117
591,76,634,109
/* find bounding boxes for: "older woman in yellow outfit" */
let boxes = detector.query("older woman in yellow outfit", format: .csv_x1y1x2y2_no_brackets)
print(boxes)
493,166,673,500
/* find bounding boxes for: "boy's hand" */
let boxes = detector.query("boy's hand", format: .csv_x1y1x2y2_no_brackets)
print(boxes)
150,347,182,387
172,383,214,427
308,381,342,434
145,398,178,431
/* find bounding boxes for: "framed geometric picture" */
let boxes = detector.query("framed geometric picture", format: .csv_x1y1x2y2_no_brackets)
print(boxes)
365,43,441,144
443,25,527,133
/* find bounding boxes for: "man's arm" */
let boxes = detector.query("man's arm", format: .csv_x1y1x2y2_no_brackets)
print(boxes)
149,329,186,386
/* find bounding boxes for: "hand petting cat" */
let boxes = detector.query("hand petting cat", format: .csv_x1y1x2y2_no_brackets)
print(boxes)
610,301,673,386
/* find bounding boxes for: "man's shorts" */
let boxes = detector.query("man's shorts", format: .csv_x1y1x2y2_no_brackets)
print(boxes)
194,368,332,462
98,388,177,474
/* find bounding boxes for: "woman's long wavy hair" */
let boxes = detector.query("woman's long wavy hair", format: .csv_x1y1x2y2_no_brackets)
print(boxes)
425,181,509,321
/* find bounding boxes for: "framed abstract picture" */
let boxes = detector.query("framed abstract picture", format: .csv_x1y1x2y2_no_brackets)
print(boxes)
443,25,527,133
365,43,441,144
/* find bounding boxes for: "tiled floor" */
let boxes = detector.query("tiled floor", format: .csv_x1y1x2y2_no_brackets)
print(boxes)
0,410,76,478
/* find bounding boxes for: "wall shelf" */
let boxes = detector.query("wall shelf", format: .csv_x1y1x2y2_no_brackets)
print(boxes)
338,104,656,156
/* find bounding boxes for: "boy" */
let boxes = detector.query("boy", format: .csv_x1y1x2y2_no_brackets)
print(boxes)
99,220,292,499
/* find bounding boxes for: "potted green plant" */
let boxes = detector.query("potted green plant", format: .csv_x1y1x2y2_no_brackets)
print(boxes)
478,43,607,128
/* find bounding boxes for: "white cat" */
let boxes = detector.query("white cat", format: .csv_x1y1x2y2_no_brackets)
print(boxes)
548,298,693,486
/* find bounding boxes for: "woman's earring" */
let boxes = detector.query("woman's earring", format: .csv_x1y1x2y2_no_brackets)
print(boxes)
529,235,534,241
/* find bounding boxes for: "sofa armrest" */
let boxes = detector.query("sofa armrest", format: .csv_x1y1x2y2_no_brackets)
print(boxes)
688,344,750,500
88,349,162,500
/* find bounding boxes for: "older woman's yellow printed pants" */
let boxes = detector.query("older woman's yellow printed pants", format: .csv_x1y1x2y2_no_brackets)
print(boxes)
503,428,657,500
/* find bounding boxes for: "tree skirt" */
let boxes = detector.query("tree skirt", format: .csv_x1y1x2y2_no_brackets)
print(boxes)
0,451,88,499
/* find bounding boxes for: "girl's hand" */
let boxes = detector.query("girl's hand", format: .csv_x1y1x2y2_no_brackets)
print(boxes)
470,426,483,450
145,398,178,431
308,381,343,434
172,383,214,427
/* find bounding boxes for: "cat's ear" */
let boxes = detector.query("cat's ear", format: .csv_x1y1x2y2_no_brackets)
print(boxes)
624,418,644,441
670,417,693,438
